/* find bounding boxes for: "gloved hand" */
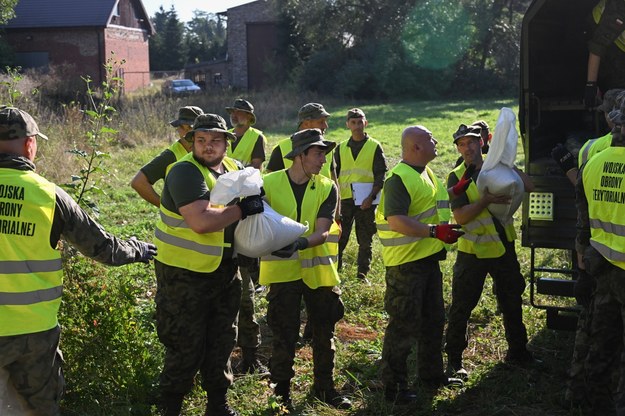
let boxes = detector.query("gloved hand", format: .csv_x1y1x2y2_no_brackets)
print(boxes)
237,194,264,220
584,81,600,109
574,269,595,308
551,143,576,173
452,164,476,196
271,237,309,258
429,224,464,244
128,236,157,263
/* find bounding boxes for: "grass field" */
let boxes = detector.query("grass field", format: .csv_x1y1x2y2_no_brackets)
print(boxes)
28,94,584,415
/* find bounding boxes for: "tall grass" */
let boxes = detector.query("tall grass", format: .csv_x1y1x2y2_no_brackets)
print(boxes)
1,71,580,415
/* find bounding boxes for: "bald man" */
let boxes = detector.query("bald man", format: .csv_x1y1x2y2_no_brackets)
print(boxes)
375,126,464,404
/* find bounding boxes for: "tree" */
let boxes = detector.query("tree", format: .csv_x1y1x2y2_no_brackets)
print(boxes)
149,6,186,71
0,0,17,25
184,11,227,64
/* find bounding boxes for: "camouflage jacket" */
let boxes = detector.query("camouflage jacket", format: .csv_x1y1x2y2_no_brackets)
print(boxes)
0,153,142,265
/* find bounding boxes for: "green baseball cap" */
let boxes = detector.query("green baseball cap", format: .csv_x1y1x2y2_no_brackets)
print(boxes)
0,106,48,141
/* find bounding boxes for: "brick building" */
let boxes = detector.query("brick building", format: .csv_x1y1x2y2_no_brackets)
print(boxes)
2,0,155,93
185,0,282,91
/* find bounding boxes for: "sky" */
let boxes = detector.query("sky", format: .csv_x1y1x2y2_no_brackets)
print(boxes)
141,0,254,22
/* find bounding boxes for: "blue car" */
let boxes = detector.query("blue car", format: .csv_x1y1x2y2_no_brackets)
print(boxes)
162,79,201,95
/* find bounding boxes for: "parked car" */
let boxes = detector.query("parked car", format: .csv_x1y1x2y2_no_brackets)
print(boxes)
161,79,201,95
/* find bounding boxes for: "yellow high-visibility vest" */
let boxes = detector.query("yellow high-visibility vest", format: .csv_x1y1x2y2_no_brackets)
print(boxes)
337,137,379,200
0,169,63,336
583,146,625,270
450,164,516,259
275,137,333,179
578,132,612,168
259,171,340,288
375,163,449,267
228,127,265,166
154,153,240,273
165,140,189,175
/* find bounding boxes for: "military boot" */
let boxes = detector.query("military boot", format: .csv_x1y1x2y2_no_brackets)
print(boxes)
273,380,293,411
313,387,352,410
241,347,269,376
205,388,238,416
158,393,184,416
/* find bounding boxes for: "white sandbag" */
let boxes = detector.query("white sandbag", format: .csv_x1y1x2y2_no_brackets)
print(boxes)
477,107,524,222
210,167,263,205
477,165,524,222
235,201,309,257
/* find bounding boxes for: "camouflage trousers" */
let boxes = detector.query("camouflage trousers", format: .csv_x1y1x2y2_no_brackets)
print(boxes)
154,259,241,398
445,246,528,360
237,255,261,349
266,280,344,390
0,325,64,416
584,262,625,416
338,199,377,275
380,258,446,388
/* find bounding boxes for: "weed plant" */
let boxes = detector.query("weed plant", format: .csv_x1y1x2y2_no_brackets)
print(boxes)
0,71,581,415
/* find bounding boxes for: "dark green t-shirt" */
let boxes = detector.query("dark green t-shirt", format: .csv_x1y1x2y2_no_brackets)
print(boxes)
286,173,337,222
140,148,177,184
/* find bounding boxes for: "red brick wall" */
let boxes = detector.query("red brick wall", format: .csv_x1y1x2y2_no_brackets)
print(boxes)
104,27,151,92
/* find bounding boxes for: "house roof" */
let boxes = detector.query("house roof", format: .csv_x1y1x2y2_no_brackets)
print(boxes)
4,0,153,34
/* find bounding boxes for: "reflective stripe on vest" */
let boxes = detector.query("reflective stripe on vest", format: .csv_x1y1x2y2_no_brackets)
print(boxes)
375,163,446,267
0,168,63,336
260,171,340,288
450,164,515,258
276,137,333,179
228,127,265,165
337,138,378,199
583,146,625,270
154,153,239,273
578,133,612,168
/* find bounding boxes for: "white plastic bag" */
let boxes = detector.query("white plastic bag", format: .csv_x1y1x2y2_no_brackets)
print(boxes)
235,201,309,257
210,167,262,205
477,108,524,222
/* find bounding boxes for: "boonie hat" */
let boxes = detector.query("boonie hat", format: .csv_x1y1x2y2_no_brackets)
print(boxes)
452,124,482,144
184,113,237,142
285,128,336,160
169,106,203,127
471,120,490,131
225,99,256,126
298,103,331,127
347,108,366,120
0,106,48,141
597,89,625,113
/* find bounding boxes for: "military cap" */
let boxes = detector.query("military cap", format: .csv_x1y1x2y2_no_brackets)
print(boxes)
0,106,48,141
169,106,204,127
297,103,331,127
347,108,366,120
184,113,237,142
285,128,336,160
597,89,625,113
225,98,256,125
452,123,482,144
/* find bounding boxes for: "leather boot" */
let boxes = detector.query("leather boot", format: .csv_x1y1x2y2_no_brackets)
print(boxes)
241,347,269,376
273,380,293,411
158,393,184,416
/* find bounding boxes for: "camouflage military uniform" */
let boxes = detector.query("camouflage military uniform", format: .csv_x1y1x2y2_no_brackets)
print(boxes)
0,153,146,415
154,259,241,396
267,281,344,389
337,199,378,274
236,254,260,350
379,255,447,388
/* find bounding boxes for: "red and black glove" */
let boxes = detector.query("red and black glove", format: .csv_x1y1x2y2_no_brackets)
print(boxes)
429,224,464,244
451,164,476,196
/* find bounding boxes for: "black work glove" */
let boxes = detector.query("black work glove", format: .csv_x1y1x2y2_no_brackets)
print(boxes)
574,269,595,308
584,81,599,109
550,143,576,173
429,224,464,244
128,236,157,263
237,194,264,219
451,164,476,196
271,237,309,258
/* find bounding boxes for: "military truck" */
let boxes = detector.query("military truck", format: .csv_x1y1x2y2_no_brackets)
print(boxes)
519,0,615,330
